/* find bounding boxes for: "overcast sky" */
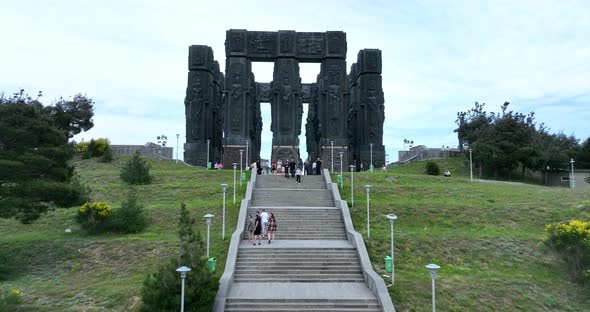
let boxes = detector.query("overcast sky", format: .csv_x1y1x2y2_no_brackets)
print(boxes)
1,0,589,162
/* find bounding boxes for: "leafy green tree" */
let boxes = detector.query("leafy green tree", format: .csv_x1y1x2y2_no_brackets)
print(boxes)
0,91,93,223
120,153,153,185
141,204,217,311
576,138,590,169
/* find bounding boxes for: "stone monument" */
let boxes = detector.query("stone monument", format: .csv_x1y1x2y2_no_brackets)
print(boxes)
184,30,386,170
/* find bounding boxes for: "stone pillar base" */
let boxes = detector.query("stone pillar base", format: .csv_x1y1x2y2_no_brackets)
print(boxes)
271,146,300,163
184,142,209,167
223,145,247,170
321,145,349,174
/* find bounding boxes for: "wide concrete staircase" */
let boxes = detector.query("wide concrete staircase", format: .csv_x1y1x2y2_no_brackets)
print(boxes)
215,173,394,311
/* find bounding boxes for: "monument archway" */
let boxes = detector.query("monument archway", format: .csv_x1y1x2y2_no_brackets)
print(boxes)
183,29,386,171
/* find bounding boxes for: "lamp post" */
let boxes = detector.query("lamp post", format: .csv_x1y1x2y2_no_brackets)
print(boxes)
365,185,372,238
176,266,191,312
425,263,441,312
386,213,397,286
349,165,355,208
570,158,576,189
369,143,373,172
245,139,249,169
339,151,344,189
176,133,179,164
331,140,335,174
469,148,473,182
204,214,214,258
206,139,211,169
232,163,237,205
239,149,244,187
221,184,227,240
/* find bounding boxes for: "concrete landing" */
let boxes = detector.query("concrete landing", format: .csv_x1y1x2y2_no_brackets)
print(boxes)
238,240,353,249
227,282,376,300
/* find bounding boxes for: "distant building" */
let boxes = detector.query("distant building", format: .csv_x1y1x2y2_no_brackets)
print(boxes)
111,142,173,160
546,169,590,189
396,145,460,165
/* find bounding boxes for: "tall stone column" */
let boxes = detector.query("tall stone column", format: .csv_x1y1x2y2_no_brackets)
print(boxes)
223,56,254,168
318,58,349,168
184,45,223,167
348,49,385,169
270,58,302,163
306,83,320,162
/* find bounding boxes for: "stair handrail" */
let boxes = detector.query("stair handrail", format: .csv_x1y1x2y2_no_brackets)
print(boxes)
322,169,396,312
213,171,256,312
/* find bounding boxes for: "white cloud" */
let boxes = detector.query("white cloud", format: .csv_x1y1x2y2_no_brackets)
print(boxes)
2,0,589,161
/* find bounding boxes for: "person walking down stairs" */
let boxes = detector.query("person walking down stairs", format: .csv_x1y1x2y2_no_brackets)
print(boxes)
267,213,277,244
246,214,255,244
253,211,262,245
296,167,302,184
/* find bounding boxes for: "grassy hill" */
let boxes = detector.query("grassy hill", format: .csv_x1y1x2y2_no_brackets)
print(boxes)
340,158,590,311
1,156,589,311
0,157,245,311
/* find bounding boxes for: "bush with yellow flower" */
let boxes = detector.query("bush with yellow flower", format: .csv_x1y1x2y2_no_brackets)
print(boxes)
77,201,112,233
544,220,590,281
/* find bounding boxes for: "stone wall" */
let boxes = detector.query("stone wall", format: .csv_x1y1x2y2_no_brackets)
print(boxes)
111,143,173,160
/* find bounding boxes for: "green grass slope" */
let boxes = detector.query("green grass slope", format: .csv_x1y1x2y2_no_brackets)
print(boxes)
337,159,590,311
0,157,246,311
1,157,589,311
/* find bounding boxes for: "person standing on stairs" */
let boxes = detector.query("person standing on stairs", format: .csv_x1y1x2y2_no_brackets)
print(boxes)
295,167,302,184
284,160,289,178
253,211,262,245
247,214,255,244
260,209,269,239
315,158,322,175
267,213,277,244
289,159,296,178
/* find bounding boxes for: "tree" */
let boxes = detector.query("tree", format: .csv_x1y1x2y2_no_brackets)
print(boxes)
0,92,93,223
576,138,590,169
47,94,94,139
455,101,559,179
120,153,153,185
141,204,217,311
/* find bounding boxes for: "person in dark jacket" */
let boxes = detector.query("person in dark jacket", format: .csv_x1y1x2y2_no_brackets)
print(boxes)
315,158,322,175
289,159,296,177
253,211,262,245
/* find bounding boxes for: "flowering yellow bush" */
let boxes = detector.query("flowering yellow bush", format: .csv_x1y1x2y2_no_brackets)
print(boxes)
79,201,112,219
544,220,590,281
545,220,590,250
77,201,112,233
10,288,23,303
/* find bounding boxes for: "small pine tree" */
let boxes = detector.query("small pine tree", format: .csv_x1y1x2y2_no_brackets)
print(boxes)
425,161,441,176
110,188,148,233
120,152,153,185
99,146,113,163
140,204,218,311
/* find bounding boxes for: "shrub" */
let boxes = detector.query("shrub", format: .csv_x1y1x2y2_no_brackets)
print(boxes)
110,189,148,233
140,204,217,311
99,146,114,163
544,220,590,281
81,138,110,159
120,153,153,185
425,161,441,176
0,288,24,310
77,201,112,233
76,141,89,153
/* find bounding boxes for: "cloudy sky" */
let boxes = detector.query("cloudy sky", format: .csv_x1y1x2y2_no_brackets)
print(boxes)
1,0,589,162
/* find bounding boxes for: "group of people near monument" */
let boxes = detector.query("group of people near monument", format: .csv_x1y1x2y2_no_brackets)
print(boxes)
254,157,324,180
247,209,277,245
